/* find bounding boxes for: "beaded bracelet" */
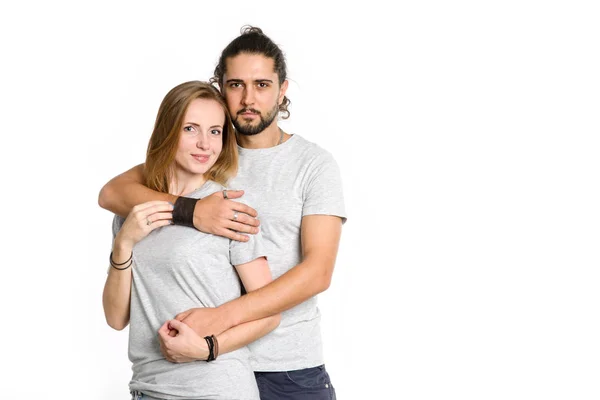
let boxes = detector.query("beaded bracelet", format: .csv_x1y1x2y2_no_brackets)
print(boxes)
204,335,219,361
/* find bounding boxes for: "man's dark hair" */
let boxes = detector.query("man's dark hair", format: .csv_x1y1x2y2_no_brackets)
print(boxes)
211,26,291,119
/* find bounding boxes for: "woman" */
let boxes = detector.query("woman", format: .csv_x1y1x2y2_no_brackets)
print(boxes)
102,81,279,400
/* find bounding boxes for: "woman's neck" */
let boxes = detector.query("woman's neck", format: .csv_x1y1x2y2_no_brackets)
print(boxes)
170,172,207,196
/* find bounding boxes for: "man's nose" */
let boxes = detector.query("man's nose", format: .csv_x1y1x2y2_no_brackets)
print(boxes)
241,86,255,106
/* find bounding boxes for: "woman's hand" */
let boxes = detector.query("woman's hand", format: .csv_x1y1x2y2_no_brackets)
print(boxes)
114,201,173,249
158,319,209,363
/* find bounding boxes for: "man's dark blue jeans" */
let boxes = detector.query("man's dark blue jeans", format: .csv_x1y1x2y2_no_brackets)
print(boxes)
255,365,336,400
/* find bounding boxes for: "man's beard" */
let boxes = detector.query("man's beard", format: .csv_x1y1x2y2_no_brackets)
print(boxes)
233,103,279,136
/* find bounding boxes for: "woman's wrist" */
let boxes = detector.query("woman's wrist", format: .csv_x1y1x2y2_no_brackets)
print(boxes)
112,237,133,258
111,245,133,269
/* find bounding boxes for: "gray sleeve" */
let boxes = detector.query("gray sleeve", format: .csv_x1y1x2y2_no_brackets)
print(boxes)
229,228,268,266
112,215,125,238
302,152,347,223
107,215,126,273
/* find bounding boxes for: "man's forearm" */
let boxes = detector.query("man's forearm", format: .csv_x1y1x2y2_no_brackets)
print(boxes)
219,215,341,329
216,314,280,355
221,259,330,327
98,165,177,217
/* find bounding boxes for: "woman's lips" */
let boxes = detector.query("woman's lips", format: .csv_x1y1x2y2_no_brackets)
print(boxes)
192,154,209,163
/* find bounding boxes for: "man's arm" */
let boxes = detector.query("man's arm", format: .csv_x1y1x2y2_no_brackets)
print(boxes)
216,256,281,353
175,214,342,336
159,257,281,362
97,164,260,240
98,164,175,218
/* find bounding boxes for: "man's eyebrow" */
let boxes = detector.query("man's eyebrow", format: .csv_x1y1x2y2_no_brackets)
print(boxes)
225,78,274,84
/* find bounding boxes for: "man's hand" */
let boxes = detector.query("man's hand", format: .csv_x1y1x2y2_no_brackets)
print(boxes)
193,190,260,242
168,307,232,338
158,319,209,362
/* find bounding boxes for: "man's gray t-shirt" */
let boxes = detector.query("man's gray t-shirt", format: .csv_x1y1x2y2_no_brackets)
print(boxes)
112,180,265,400
229,134,347,372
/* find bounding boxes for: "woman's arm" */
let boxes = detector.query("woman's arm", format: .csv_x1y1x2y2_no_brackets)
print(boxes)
159,257,280,362
102,241,133,330
102,201,174,330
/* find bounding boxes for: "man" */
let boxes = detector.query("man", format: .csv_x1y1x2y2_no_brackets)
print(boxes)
99,26,346,400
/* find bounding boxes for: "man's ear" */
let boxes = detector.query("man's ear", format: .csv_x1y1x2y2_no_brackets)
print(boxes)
278,80,289,105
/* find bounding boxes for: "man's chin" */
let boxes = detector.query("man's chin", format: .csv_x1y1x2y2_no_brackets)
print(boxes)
234,121,263,136
236,129,261,136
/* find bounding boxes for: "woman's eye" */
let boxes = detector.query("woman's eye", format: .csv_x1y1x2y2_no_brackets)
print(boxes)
184,126,195,133
211,130,222,135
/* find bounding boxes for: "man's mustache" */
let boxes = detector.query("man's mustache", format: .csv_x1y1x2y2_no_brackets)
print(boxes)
238,108,260,116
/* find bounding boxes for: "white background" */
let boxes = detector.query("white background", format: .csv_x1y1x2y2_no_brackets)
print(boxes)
1,1,599,399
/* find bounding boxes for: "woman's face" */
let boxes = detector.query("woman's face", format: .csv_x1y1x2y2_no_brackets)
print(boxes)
174,98,225,178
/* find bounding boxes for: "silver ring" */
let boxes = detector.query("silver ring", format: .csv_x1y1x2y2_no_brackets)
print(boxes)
146,218,152,226
223,189,229,199
233,211,238,221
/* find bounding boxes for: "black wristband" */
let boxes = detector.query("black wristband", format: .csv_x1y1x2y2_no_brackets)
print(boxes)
172,197,199,228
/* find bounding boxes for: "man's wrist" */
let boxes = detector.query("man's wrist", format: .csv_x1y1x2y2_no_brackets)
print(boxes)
195,336,210,361
219,302,240,330
172,196,199,227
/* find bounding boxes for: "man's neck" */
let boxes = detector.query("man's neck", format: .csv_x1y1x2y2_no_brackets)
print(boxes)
236,124,286,149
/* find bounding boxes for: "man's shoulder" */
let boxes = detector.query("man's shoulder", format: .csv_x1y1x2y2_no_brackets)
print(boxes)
290,134,336,164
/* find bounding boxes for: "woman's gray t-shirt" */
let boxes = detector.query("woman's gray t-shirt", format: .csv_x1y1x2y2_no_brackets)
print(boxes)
112,180,265,400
